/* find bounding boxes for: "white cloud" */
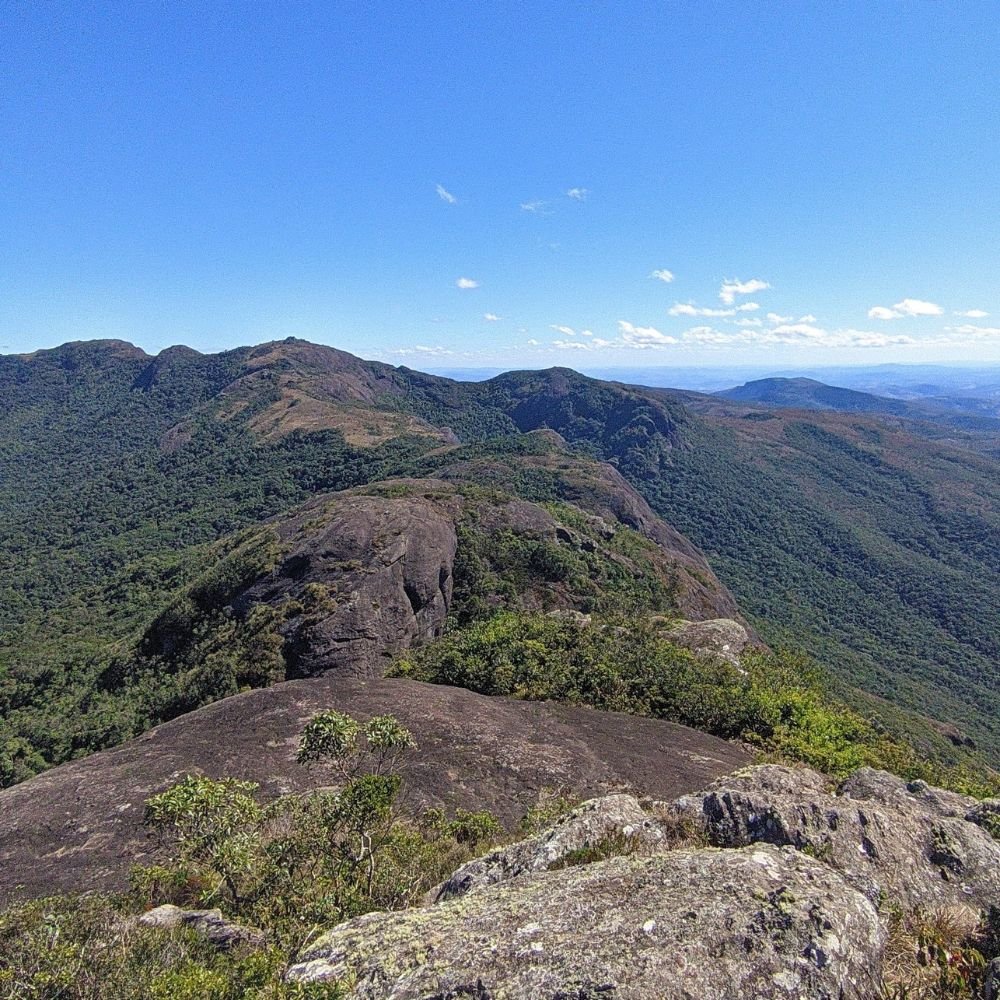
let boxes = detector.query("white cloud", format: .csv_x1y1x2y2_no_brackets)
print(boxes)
483,313,501,322
566,187,588,201
682,326,730,344
669,303,731,318
719,278,770,305
435,184,457,204
527,338,540,346
798,314,818,323
771,323,827,339
456,277,479,289
394,344,455,357
669,302,759,318
580,329,594,337
617,320,678,348
766,312,792,324
650,269,675,283
520,200,548,213
550,324,577,337
553,339,590,350
955,309,989,318
679,323,923,349
868,298,944,319
732,317,763,327
896,298,944,316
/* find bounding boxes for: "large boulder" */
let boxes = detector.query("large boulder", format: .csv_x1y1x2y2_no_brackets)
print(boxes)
138,904,265,950
660,618,752,667
287,845,884,998
430,793,668,902
670,764,1000,912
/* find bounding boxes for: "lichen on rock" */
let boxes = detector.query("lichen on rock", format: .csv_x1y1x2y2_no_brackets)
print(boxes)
287,845,884,999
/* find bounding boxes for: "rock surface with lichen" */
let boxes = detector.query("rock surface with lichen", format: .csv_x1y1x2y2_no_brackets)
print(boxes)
669,764,1000,912
288,845,883,998
429,793,668,902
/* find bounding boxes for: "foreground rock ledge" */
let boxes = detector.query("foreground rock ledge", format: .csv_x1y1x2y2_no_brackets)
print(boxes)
287,845,883,999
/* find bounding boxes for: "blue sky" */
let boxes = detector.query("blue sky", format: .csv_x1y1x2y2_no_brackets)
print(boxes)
3,1,999,371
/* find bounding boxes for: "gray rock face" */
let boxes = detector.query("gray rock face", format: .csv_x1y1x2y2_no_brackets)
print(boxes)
233,474,752,681
287,845,884,999
430,794,667,902
242,493,459,678
671,764,1000,912
662,618,752,667
138,904,265,950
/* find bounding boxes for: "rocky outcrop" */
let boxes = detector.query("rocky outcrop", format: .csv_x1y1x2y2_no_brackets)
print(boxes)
431,447,750,626
241,491,460,677
138,904,265,950
0,677,748,904
661,618,752,667
430,793,668,902
287,845,884,998
228,474,752,679
670,764,1000,912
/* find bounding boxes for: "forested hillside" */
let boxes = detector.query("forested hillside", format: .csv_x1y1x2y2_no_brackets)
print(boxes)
3,338,1000,781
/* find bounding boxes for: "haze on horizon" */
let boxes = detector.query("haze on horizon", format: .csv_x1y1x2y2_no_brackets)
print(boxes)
3,2,998,369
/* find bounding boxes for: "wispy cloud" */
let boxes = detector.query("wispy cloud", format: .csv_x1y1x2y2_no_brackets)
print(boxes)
455,277,479,290
520,199,549,213
868,298,944,319
483,313,501,322
527,339,540,346
552,339,590,350
435,184,457,204
394,344,455,357
566,187,588,201
650,269,675,283
954,309,989,318
947,324,1000,338
681,324,920,348
669,302,759,317
719,278,770,305
550,324,577,337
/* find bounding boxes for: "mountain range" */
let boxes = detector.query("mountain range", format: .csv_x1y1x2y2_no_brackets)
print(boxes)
2,337,999,783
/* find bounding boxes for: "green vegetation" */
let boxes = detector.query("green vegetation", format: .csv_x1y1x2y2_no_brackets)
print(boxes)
626,411,1000,760
394,611,997,794
0,711,502,998
447,499,677,626
0,895,333,1000
0,529,291,785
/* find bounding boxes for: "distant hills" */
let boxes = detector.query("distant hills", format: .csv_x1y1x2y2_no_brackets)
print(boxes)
717,375,1000,435
717,377,911,415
